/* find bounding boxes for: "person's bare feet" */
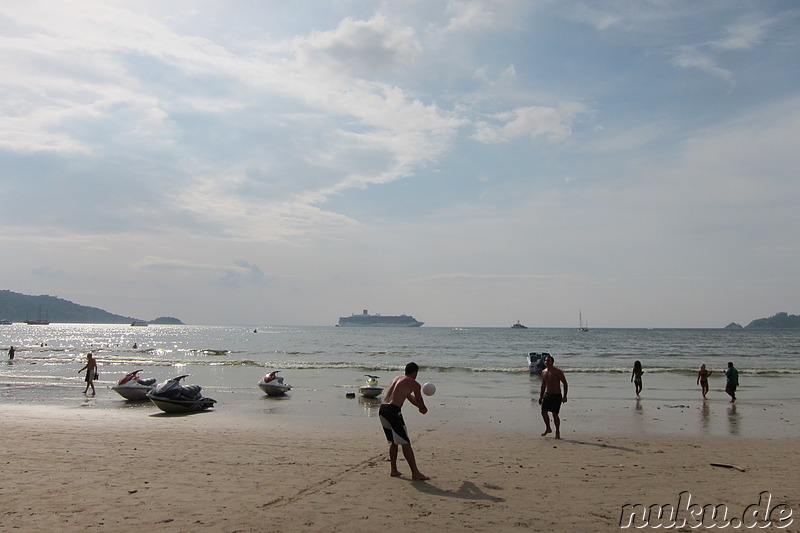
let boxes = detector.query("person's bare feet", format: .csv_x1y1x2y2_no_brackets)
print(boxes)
412,473,430,481
555,432,561,439
541,428,552,437
390,471,402,477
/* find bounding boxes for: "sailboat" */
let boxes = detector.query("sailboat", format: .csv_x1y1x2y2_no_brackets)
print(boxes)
578,311,589,332
25,306,50,325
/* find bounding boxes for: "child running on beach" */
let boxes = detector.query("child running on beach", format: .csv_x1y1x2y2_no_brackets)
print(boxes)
631,360,643,398
697,364,713,399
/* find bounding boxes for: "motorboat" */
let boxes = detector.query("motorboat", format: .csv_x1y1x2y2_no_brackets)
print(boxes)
359,374,383,398
111,369,157,401
511,321,527,329
528,352,549,375
257,370,292,396
147,375,216,413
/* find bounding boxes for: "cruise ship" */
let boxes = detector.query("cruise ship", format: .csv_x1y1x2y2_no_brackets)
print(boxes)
338,310,424,327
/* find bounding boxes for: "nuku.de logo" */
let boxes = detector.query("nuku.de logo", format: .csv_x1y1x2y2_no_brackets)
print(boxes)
619,491,793,529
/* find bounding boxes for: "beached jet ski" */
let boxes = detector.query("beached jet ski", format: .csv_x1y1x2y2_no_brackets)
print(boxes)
359,374,383,398
528,352,549,375
257,370,292,396
147,375,216,413
111,369,157,401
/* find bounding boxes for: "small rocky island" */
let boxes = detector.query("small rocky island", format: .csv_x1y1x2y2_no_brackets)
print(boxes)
725,312,800,330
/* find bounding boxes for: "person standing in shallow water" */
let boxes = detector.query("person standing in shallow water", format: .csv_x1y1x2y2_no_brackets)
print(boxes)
697,364,713,399
631,360,643,398
78,352,98,395
724,361,739,403
538,355,568,439
378,362,430,480
8,346,14,360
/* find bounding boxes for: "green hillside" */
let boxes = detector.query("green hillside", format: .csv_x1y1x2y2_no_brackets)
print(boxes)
0,290,182,324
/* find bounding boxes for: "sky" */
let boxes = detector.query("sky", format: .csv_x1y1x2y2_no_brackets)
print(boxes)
1,1,799,328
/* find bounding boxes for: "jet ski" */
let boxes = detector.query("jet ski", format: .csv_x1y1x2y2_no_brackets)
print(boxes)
147,375,216,413
257,370,292,396
528,352,549,375
111,369,157,401
359,374,383,398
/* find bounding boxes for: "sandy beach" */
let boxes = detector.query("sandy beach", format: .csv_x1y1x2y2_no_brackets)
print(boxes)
2,402,798,532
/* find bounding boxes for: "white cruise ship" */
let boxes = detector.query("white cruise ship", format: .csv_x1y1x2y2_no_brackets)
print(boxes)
338,310,424,327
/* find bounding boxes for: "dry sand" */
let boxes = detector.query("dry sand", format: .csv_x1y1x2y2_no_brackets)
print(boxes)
1,404,798,532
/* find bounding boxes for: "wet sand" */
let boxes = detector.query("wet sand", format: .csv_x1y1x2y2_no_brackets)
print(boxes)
1,401,798,532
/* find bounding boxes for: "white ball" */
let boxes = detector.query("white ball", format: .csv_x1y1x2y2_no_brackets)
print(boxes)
422,382,436,396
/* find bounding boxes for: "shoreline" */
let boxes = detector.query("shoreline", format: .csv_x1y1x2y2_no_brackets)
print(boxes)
1,368,798,440
1,405,797,532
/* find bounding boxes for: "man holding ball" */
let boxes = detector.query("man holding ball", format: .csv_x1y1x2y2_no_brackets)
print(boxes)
379,362,430,480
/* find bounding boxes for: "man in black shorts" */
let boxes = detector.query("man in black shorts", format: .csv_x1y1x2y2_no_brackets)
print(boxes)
378,362,429,480
538,355,568,439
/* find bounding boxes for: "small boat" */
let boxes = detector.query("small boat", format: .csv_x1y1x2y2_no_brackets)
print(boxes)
130,320,149,327
578,311,589,332
257,370,292,396
0,319,12,325
359,374,383,398
111,369,157,401
147,375,216,413
512,321,527,329
528,352,549,374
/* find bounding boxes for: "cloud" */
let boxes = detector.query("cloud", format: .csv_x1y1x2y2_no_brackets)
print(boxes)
444,1,495,32
472,103,584,143
669,17,771,82
136,256,271,287
297,15,422,73
711,19,769,51
30,266,66,279
670,46,733,82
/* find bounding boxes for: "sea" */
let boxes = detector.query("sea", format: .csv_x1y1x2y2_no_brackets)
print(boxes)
2,324,799,438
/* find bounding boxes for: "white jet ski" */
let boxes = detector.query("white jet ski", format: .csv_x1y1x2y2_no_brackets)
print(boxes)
111,369,157,401
528,352,549,375
147,375,216,413
258,370,292,396
359,374,383,398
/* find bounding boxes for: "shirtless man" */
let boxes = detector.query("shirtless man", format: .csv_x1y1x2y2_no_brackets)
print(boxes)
538,355,568,439
78,352,98,395
378,362,430,480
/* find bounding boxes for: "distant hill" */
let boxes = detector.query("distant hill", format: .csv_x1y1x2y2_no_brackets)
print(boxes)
0,289,183,325
744,312,800,330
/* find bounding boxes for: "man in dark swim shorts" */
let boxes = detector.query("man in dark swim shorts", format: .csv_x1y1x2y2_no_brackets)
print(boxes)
379,403,410,445
378,362,430,480
538,355,568,439
540,392,562,414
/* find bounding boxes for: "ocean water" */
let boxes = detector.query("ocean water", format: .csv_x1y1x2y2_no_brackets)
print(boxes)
2,324,798,437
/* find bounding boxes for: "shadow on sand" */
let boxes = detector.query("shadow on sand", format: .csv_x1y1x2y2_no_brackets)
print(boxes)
412,480,505,502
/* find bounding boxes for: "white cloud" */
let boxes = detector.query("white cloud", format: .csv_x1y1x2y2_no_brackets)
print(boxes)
712,19,769,51
472,103,584,143
670,46,733,82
